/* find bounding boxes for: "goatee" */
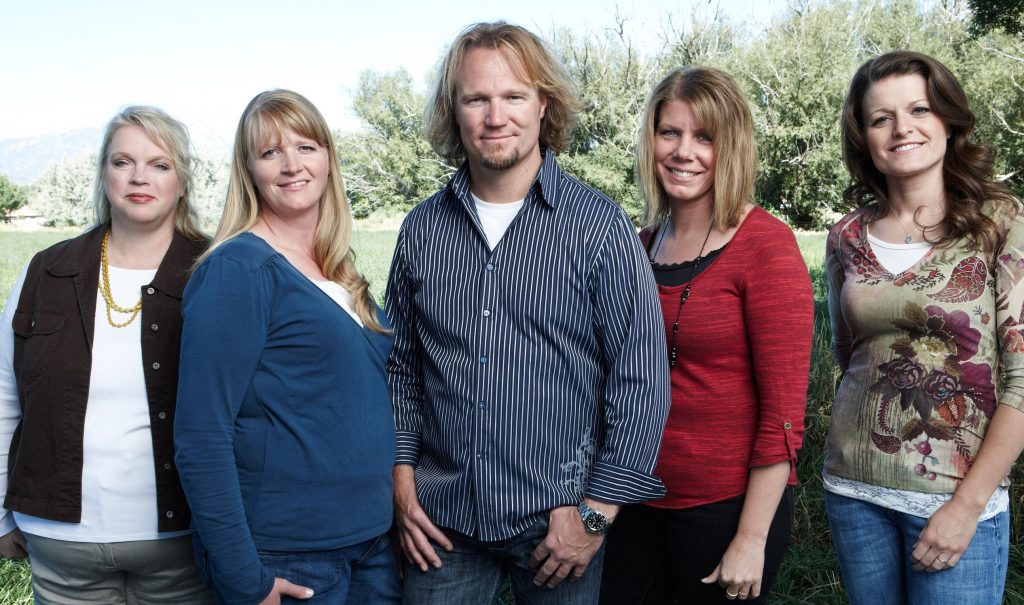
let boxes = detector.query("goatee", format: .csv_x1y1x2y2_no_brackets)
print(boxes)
480,149,521,171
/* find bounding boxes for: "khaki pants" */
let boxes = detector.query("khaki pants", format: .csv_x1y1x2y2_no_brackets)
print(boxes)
24,532,215,605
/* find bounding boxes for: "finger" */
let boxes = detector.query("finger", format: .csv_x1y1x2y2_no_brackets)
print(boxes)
751,579,762,599
12,532,26,550
945,552,963,568
545,563,575,589
277,579,314,599
400,531,431,571
528,543,550,569
700,563,721,584
533,559,560,586
725,587,738,600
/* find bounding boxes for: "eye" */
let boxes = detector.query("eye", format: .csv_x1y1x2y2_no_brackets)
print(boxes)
154,163,171,171
869,115,890,127
112,158,130,168
658,128,679,138
260,148,279,159
696,132,713,143
465,97,484,106
911,106,931,116
299,144,318,153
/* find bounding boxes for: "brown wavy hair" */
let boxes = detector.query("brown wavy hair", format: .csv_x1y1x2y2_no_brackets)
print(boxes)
841,50,1019,254
637,67,757,229
424,21,582,166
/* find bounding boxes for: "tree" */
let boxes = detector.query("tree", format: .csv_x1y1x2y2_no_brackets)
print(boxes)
968,0,1024,37
30,153,96,227
0,174,28,222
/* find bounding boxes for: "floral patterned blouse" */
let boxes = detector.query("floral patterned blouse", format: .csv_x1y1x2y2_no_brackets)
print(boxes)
825,202,1024,494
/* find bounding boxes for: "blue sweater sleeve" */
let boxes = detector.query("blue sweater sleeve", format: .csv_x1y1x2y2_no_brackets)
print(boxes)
175,254,276,604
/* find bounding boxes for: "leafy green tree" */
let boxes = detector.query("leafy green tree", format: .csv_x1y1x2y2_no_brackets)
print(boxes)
0,174,28,222
968,0,1024,37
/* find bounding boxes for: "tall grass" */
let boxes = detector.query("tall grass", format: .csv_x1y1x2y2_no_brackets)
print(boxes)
0,228,1021,603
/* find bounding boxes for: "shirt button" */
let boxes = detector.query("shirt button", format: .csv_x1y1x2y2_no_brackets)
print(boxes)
480,355,488,364
482,309,491,317
150,323,159,331
163,462,172,470
147,287,156,295
486,263,494,271
165,511,174,519
158,412,167,420
478,401,486,410
783,421,792,430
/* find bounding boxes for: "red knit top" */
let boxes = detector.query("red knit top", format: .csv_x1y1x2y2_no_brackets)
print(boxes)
640,208,814,509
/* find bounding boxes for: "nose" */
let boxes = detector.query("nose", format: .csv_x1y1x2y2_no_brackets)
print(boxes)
280,149,301,174
672,137,695,161
129,165,149,185
484,100,506,127
892,112,914,137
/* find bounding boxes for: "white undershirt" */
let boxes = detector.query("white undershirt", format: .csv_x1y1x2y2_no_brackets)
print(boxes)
867,230,932,275
312,280,364,327
473,194,524,250
14,266,188,542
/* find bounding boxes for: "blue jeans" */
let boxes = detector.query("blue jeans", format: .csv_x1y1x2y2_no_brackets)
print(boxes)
824,491,1008,605
258,533,401,604
402,518,605,605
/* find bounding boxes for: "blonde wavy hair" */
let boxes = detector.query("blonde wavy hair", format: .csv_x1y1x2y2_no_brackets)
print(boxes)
202,89,386,333
93,105,204,239
637,67,757,230
425,21,582,165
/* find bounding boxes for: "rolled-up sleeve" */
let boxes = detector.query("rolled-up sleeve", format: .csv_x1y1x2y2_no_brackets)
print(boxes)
174,256,275,605
745,229,814,469
585,213,670,503
385,227,425,467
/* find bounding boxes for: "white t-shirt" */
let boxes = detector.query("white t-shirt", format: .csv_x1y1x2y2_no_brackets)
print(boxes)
313,280,364,327
867,230,932,275
473,193,524,250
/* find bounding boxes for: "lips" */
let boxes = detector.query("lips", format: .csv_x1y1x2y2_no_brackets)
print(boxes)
126,193,154,203
278,180,310,190
890,143,923,152
668,168,700,178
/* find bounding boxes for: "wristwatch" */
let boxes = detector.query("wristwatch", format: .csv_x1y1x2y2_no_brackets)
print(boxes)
577,502,610,535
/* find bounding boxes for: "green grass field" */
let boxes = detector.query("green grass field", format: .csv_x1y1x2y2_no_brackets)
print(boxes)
0,227,1021,603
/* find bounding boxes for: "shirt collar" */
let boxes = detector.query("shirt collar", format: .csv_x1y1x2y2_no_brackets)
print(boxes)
448,147,562,210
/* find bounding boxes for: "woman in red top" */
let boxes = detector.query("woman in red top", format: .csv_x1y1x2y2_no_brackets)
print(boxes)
600,67,814,603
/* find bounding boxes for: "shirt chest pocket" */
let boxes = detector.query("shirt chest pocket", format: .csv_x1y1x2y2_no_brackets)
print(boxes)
12,310,65,380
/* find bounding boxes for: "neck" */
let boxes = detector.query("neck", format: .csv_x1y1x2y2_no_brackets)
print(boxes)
253,211,318,260
106,220,174,269
885,173,947,217
468,148,543,203
665,198,714,238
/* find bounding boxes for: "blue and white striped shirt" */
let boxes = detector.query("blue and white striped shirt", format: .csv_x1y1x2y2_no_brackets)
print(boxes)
385,150,670,541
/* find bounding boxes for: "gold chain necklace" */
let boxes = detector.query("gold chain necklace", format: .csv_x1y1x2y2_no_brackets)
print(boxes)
99,230,143,328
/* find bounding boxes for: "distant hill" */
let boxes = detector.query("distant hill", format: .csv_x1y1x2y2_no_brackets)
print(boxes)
0,128,102,185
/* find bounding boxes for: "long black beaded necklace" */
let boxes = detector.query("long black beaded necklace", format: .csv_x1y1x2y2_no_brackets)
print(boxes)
649,218,714,368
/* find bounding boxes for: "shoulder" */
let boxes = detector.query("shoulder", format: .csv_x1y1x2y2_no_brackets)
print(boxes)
30,226,102,268
202,233,277,269
397,187,452,239
554,167,624,223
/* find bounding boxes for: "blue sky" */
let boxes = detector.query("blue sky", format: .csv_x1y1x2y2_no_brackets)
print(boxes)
1,0,785,146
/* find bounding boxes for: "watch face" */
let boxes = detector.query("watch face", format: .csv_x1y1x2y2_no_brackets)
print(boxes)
583,509,608,533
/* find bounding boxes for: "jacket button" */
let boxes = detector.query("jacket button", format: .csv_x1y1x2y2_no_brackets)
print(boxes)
165,511,174,519
158,411,167,420
163,462,172,470
152,362,161,370
147,287,156,295
783,421,792,430
151,324,159,331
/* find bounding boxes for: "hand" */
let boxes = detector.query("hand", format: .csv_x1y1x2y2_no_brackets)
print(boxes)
911,496,979,572
701,532,765,600
0,528,26,559
393,465,453,571
257,578,313,605
528,505,606,589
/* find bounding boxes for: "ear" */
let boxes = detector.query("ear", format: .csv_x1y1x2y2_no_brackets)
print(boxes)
538,92,548,120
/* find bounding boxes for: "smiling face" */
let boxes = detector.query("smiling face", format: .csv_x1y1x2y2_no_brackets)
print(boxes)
653,99,716,209
249,127,329,223
103,125,182,232
455,45,547,175
862,73,949,187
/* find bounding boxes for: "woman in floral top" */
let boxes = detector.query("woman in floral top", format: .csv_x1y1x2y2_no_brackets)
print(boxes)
826,50,1024,605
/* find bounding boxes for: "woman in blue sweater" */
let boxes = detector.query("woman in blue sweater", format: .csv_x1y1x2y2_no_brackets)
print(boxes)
174,90,399,605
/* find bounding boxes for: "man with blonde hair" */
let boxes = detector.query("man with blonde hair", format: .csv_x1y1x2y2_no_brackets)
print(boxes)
386,21,670,604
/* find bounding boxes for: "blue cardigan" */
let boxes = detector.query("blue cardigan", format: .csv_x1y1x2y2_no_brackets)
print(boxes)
174,233,395,604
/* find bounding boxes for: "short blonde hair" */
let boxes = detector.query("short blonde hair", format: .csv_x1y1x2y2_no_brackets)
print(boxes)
425,21,582,165
93,106,203,239
637,67,757,229
204,89,386,333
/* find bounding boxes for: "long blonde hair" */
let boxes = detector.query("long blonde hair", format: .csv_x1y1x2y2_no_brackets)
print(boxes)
203,89,386,332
